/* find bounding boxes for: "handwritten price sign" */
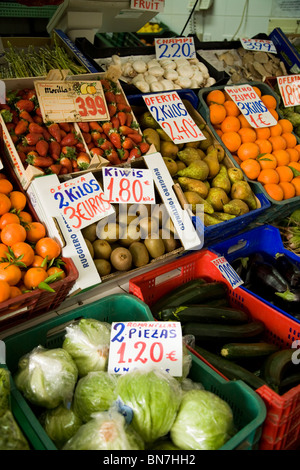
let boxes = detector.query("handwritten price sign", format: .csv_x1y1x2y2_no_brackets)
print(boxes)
155,37,196,60
240,38,277,54
225,84,277,128
34,80,109,123
49,172,115,231
103,167,156,204
130,0,164,12
108,321,183,376
277,75,300,108
211,256,243,289
143,92,205,144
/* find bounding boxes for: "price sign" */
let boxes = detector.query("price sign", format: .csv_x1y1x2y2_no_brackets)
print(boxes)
131,0,165,12
103,166,156,204
277,75,300,108
143,92,205,144
34,80,109,123
240,38,277,54
225,84,277,128
108,321,183,376
155,36,196,60
211,256,243,289
49,172,115,231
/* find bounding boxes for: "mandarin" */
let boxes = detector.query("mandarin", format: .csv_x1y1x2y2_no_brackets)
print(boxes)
279,181,296,199
278,119,293,133
223,100,240,117
255,139,273,154
269,135,287,151
1,223,27,246
238,114,252,128
255,127,271,140
257,153,277,170
264,183,284,201
286,148,299,162
206,89,226,105
272,149,290,167
0,179,13,195
221,131,242,153
0,193,12,216
261,94,277,109
291,177,300,196
0,212,20,230
276,165,294,182
257,168,280,185
209,103,227,125
270,123,282,137
269,108,279,121
281,132,297,149
238,127,257,143
221,116,241,133
237,142,260,161
0,280,11,302
252,86,262,97
9,191,26,211
240,159,261,180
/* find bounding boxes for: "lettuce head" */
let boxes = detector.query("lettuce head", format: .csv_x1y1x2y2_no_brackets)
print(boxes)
39,404,82,449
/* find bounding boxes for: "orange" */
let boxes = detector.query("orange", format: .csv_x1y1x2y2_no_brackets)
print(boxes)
286,148,299,162
47,266,66,280
264,183,284,201
270,123,283,137
30,254,48,270
291,177,300,196
238,127,257,143
223,100,240,117
278,119,293,133
237,114,251,128
279,181,296,199
269,108,279,121
0,243,9,260
281,132,297,149
35,237,61,260
206,89,226,106
209,103,227,125
261,94,277,109
23,267,48,290
269,135,287,151
255,127,271,140
232,155,243,165
0,179,13,195
240,159,261,180
237,142,260,161
221,116,241,133
0,262,22,286
221,131,242,153
252,86,262,97
25,221,46,243
257,153,277,170
0,280,11,302
255,139,273,154
288,161,300,176
294,144,300,155
272,149,290,167
276,165,294,183
11,242,35,267
215,129,223,138
0,193,12,216
9,191,26,212
1,223,27,246
257,168,280,185
18,211,33,224
0,212,20,230
9,285,23,310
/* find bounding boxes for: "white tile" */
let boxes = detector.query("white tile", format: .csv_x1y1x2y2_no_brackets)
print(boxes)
225,0,247,16
244,16,270,37
247,0,272,16
210,0,227,16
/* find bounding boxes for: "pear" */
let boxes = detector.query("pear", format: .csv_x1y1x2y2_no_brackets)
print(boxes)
227,167,244,184
211,164,231,193
206,187,230,212
230,181,257,210
207,144,225,162
177,160,210,181
177,147,202,165
204,213,223,226
184,191,214,214
163,157,178,176
176,160,186,172
198,130,213,150
143,128,161,151
223,199,250,216
160,141,179,160
213,212,237,221
203,148,220,178
178,176,209,199
156,128,172,142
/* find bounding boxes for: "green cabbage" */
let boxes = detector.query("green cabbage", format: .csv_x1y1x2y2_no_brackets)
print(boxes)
116,369,182,444
0,368,10,415
39,404,82,449
170,389,234,450
63,411,144,450
14,346,78,409
151,439,181,450
0,410,30,450
62,319,111,377
73,371,118,423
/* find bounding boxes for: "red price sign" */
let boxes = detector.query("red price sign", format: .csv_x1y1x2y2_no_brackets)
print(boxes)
108,321,182,376
143,92,205,144
277,75,300,108
103,166,156,204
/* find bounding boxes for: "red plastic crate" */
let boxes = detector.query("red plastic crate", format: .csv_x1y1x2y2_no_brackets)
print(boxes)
129,249,300,451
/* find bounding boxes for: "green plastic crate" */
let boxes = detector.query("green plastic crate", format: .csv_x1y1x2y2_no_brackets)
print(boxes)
198,82,300,224
0,2,58,18
1,293,266,451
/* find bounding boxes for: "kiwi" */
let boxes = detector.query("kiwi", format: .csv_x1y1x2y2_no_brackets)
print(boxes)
159,229,180,253
84,238,94,258
92,239,112,260
110,247,132,271
144,237,165,259
82,222,97,242
94,259,112,276
119,224,141,247
129,242,150,267
97,222,120,244
139,217,159,239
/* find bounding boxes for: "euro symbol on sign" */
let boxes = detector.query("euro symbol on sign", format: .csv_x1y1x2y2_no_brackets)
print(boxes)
166,351,177,361
144,180,150,185
257,113,270,126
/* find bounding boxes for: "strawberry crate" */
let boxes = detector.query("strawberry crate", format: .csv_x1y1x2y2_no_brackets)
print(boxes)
129,249,300,451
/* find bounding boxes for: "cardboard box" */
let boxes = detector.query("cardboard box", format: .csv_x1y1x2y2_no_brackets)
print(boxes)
269,28,300,74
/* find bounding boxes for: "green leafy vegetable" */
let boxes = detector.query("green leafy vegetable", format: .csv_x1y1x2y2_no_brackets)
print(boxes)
0,410,30,450
39,404,82,449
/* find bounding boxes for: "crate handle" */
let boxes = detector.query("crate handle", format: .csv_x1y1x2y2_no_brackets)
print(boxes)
154,267,182,286
45,316,84,339
226,239,248,256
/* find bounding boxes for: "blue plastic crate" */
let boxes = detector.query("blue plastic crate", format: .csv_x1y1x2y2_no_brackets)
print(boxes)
210,224,300,325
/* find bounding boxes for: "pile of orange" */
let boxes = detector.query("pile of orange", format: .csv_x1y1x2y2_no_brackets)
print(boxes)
206,88,300,201
0,173,65,305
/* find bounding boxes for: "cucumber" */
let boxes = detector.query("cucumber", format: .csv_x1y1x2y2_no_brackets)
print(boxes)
192,344,267,390
220,342,279,360
151,280,227,317
159,305,249,324
182,320,265,343
261,348,298,392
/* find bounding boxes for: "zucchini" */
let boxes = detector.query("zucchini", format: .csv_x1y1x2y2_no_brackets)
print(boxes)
182,320,265,343
192,344,267,390
220,342,279,360
261,348,298,392
278,373,300,395
151,280,227,316
158,305,249,324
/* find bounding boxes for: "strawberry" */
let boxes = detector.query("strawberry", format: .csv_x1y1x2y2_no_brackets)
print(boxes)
26,153,54,167
117,103,131,113
78,122,90,133
105,148,122,165
47,122,62,142
108,103,117,117
28,122,44,134
22,133,44,146
60,132,78,147
109,130,121,149
14,119,29,136
58,122,72,133
19,110,34,123
59,157,73,173
48,163,62,175
90,147,104,158
36,139,49,157
127,133,142,144
104,91,116,103
15,99,35,113
111,116,120,130
138,141,150,154
49,140,61,157
129,147,141,160
119,125,138,136
82,132,92,144
126,113,133,127
121,137,134,150
102,121,113,137
117,148,129,161
117,111,127,126
89,121,103,132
